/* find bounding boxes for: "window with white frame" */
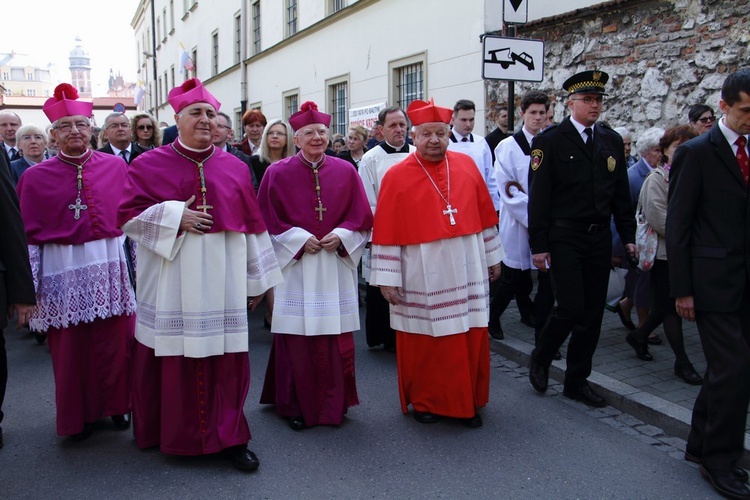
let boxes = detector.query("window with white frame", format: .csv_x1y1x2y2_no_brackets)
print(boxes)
252,1,261,55
389,53,426,111
329,0,346,14
283,89,299,121
211,31,219,76
234,13,242,64
286,0,298,37
327,76,349,136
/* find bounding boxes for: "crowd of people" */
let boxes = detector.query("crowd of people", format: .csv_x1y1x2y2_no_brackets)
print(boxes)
1,67,749,498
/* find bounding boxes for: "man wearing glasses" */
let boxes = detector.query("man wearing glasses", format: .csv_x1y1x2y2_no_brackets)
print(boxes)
527,70,635,408
213,112,258,191
97,112,143,164
15,83,137,441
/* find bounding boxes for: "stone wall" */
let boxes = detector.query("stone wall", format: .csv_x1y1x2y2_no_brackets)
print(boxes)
484,0,749,139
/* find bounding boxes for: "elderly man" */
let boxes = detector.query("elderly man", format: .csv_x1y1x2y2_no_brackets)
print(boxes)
359,105,415,352
16,83,137,441
118,79,282,471
0,153,36,449
98,112,143,164
10,125,47,186
527,70,635,408
0,111,22,168
258,101,372,431
370,99,503,427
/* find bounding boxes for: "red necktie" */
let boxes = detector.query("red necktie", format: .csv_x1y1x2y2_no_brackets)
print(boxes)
736,136,749,186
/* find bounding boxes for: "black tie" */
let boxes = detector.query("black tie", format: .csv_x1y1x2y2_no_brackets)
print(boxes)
9,147,18,160
461,137,468,142
584,127,594,151
120,150,128,163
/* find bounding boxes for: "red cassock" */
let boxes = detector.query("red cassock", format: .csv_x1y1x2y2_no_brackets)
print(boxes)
372,151,498,418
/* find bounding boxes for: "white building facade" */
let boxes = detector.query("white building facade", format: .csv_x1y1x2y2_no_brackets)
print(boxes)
131,0,602,133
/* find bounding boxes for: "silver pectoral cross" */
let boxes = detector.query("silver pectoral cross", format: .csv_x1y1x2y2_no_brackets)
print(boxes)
443,204,458,226
69,197,88,220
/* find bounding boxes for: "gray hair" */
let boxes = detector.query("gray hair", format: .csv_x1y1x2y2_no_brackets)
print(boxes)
103,112,127,128
636,127,666,155
613,127,631,141
16,124,47,145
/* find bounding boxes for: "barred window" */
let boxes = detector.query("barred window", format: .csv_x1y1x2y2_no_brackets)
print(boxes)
329,82,348,136
286,0,297,37
396,62,423,110
252,1,261,55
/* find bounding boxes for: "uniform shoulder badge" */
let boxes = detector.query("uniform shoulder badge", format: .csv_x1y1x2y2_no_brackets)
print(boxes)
531,149,544,171
607,156,616,172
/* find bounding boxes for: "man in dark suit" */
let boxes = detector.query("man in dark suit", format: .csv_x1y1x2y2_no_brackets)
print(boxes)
667,68,750,499
0,152,36,449
527,70,635,408
485,105,510,163
97,113,143,164
161,124,178,145
0,111,22,173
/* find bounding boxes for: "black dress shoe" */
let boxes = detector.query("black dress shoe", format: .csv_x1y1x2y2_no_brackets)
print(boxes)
553,350,562,361
685,451,749,482
111,414,131,430
34,333,47,345
647,334,663,345
383,344,396,353
675,363,703,385
701,465,750,499
227,446,260,472
614,303,636,330
520,315,537,328
563,385,606,408
626,332,653,361
413,411,440,424
70,423,94,441
288,416,306,431
462,413,483,428
528,351,548,393
488,321,504,340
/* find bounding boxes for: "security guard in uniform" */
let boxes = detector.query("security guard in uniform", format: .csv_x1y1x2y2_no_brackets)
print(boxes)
526,70,635,407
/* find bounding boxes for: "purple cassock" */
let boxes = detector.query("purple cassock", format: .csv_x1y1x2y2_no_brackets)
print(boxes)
119,141,268,455
257,153,372,427
16,150,136,436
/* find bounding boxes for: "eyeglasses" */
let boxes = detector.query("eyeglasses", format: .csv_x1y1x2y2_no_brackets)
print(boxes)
267,131,287,137
137,124,154,131
107,122,131,130
570,96,604,105
216,124,232,130
298,129,328,139
53,121,90,132
697,116,716,124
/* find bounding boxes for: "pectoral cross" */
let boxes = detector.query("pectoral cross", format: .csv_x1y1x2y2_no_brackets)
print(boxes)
196,201,213,213
69,197,88,220
315,200,327,221
443,204,458,226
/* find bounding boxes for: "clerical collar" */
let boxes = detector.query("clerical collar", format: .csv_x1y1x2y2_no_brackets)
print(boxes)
449,131,472,143
58,149,93,166
173,139,214,162
297,151,327,169
380,141,410,154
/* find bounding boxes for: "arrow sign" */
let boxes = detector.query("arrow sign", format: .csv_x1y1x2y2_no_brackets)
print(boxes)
503,0,528,24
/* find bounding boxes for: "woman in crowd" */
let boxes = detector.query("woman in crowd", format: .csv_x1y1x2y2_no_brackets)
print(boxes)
130,112,161,149
687,104,715,135
249,119,296,327
337,125,368,169
9,125,47,186
625,125,702,385
236,109,267,156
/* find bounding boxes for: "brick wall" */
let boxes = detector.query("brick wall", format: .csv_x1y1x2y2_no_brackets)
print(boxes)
485,0,749,138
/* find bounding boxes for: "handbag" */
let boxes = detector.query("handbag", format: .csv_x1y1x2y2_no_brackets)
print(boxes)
635,200,658,271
